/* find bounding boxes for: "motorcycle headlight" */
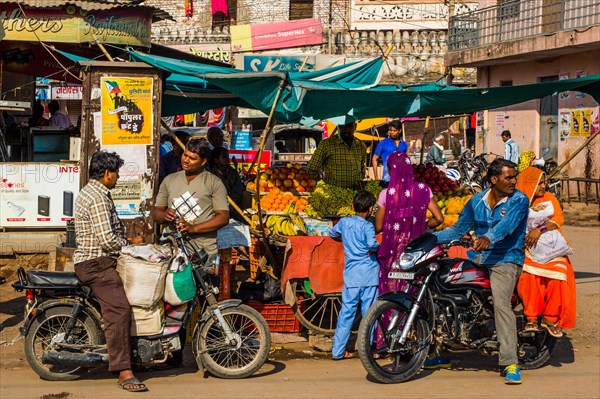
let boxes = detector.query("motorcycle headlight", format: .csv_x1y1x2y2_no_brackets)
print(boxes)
398,250,424,270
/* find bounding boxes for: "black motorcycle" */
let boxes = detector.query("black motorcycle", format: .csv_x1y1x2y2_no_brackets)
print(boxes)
357,233,555,384
12,228,271,381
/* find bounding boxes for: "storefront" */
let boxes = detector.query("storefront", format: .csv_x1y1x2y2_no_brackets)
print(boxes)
0,1,169,258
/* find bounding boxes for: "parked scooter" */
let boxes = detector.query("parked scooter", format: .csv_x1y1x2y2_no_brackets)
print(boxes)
12,227,271,381
357,233,555,384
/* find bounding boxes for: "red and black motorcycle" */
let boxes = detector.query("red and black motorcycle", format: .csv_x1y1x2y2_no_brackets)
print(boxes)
357,233,555,383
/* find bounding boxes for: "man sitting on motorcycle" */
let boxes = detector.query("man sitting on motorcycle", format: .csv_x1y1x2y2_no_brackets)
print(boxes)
73,151,146,392
433,158,529,385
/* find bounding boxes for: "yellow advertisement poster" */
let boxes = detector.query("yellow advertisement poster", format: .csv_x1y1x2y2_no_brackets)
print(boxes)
581,109,592,136
570,110,582,137
101,77,153,145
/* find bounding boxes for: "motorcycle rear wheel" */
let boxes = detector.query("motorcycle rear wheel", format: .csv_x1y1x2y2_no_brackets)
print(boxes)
194,304,270,379
24,306,102,381
357,300,429,384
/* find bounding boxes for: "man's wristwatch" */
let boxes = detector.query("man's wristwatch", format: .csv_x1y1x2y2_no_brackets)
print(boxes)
539,224,548,233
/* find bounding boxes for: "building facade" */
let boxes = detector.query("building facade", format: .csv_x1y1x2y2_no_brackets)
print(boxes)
445,0,600,186
144,0,478,85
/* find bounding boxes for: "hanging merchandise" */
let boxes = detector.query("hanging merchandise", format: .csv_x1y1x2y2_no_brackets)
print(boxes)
211,0,228,16
183,113,194,125
208,108,225,127
185,0,193,18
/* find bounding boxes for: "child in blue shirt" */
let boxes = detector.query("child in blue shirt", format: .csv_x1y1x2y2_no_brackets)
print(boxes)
329,190,380,360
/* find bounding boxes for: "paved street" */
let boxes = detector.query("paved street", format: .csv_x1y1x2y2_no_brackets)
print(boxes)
1,225,598,399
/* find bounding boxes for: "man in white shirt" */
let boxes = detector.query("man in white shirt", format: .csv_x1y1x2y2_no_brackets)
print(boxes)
501,130,520,164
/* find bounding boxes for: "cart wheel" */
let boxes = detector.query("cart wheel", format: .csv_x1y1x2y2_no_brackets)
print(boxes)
290,279,341,335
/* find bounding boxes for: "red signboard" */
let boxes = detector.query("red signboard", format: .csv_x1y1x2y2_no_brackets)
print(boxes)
229,150,272,173
231,18,323,52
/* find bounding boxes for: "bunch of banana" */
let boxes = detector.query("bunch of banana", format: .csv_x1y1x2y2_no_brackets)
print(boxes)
283,201,297,215
266,215,297,236
289,213,307,235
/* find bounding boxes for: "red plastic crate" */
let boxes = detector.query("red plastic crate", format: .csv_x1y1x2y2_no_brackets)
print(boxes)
246,300,303,333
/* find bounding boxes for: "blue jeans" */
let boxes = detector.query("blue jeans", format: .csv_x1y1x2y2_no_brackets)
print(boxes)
332,285,378,359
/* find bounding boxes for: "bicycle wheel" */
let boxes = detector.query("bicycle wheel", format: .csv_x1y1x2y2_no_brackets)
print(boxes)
291,279,341,335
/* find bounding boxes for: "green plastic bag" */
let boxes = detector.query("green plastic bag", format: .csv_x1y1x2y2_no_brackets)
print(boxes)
164,250,196,305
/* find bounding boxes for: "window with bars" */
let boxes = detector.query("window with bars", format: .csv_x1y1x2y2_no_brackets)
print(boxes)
290,0,314,20
497,0,520,20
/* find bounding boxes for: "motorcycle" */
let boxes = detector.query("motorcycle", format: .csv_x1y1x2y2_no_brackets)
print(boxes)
357,233,555,384
445,149,486,194
12,227,271,381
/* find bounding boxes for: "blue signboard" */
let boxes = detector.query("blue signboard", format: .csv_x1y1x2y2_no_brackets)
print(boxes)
243,56,315,73
231,131,252,150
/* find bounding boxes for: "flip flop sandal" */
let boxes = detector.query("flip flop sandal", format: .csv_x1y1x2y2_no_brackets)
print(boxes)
524,321,539,332
541,319,563,338
118,377,148,392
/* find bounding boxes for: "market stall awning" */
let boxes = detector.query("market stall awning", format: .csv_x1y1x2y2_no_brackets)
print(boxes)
204,72,600,124
127,50,386,116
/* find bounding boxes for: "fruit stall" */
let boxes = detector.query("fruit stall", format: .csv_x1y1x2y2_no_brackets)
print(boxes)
238,157,476,335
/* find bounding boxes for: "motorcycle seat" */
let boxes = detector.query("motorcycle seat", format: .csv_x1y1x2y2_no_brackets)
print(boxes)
26,270,81,288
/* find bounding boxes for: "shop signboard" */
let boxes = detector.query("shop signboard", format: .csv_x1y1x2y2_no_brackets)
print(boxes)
243,55,315,72
101,77,154,145
231,131,252,150
229,150,272,173
0,4,153,47
0,163,80,228
231,18,322,52
170,44,232,64
51,84,83,100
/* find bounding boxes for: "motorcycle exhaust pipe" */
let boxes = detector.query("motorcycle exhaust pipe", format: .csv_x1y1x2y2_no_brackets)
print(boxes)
42,350,108,367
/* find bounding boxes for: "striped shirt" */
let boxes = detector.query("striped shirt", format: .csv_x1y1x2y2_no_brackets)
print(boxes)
504,139,520,164
73,179,127,263
306,135,366,189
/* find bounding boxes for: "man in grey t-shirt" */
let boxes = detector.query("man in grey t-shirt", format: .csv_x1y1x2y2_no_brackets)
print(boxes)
152,139,229,254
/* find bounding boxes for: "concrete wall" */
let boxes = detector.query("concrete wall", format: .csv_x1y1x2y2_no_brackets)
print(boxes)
478,49,600,180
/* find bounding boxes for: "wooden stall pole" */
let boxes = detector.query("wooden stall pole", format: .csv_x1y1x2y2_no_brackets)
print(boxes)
252,79,288,268
548,133,599,179
160,119,187,151
419,116,431,164
160,119,253,225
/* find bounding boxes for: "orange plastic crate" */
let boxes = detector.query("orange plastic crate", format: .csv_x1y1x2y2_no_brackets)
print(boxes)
246,300,303,333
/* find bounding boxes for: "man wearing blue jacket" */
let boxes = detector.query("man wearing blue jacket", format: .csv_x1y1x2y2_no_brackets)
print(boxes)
434,158,529,385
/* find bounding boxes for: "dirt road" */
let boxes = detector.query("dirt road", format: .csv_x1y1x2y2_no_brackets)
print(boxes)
1,225,598,399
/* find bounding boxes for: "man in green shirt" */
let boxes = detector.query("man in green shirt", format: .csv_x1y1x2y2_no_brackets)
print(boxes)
306,122,367,189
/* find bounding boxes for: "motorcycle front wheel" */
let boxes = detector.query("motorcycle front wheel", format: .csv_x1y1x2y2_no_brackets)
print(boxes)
357,300,429,384
24,306,102,381
193,304,270,379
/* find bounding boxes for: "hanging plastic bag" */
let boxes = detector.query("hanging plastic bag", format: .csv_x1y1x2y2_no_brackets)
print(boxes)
164,249,197,305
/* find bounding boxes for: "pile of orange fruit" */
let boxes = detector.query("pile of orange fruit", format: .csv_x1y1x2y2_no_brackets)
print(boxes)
257,188,309,212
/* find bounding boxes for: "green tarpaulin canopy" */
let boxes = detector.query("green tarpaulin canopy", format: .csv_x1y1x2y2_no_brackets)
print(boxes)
127,50,385,116
204,72,600,124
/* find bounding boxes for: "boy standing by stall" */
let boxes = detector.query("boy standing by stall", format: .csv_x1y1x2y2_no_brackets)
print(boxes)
329,190,380,360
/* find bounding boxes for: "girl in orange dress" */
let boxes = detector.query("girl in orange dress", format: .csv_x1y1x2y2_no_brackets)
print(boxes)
515,167,576,337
